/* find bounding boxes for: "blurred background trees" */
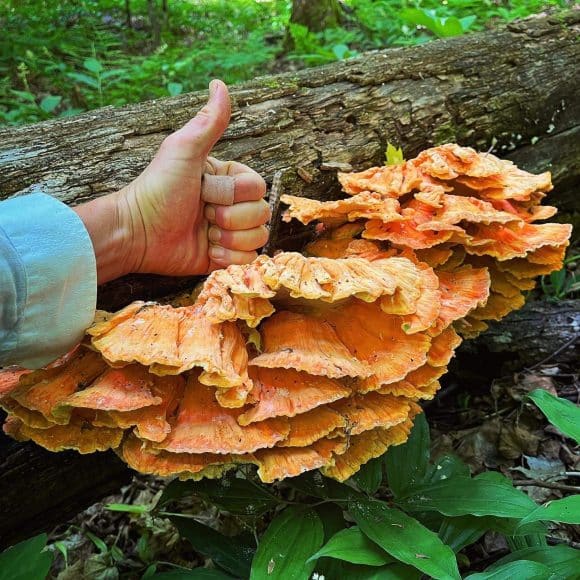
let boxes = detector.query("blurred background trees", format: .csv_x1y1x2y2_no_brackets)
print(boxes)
0,0,571,126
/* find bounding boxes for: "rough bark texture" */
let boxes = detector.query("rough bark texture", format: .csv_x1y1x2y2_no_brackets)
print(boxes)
289,0,342,33
2,11,577,308
0,13,578,547
457,299,579,375
0,430,131,547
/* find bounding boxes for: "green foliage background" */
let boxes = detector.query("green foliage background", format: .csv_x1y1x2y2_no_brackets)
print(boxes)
0,0,571,126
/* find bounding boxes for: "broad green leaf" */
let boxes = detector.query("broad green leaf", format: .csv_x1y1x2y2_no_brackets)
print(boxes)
152,571,233,579
465,559,550,580
10,89,37,102
66,71,99,88
168,82,183,97
438,516,488,553
385,142,405,166
288,472,363,501
459,16,478,31
158,479,193,506
332,43,350,60
312,561,421,579
426,454,470,484
528,389,580,444
352,456,384,494
251,507,323,580
0,534,53,580
182,475,279,517
520,495,580,525
385,413,429,497
313,503,348,579
489,545,580,578
397,475,536,519
438,17,464,37
170,516,253,578
105,502,151,514
84,57,104,73
39,94,61,113
308,526,394,566
348,499,460,580
316,502,345,540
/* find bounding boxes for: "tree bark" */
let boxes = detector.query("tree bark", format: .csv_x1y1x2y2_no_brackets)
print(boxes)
290,0,342,33
0,12,578,547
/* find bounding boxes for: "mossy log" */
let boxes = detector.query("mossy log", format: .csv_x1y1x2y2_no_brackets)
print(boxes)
0,12,579,547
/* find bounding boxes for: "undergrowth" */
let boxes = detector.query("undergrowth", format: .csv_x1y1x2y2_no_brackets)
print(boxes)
0,0,572,126
1,389,578,579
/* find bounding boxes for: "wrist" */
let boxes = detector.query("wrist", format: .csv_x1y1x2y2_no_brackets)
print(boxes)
74,190,143,284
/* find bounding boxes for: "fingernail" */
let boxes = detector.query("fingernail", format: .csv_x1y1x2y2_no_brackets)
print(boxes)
205,205,216,221
208,226,221,243
209,79,219,99
210,245,225,260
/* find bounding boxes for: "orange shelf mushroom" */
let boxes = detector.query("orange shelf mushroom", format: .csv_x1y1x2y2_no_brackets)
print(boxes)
0,143,571,483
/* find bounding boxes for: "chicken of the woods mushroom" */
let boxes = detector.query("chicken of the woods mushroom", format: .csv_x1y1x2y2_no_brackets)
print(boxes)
1,144,571,483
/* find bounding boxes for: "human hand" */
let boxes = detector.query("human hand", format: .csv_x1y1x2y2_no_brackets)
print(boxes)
75,80,270,284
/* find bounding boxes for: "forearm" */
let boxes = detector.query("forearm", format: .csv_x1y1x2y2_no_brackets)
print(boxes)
73,190,138,284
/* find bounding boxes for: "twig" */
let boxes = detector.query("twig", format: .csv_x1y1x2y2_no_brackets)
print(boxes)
262,168,289,256
524,334,579,371
512,479,580,493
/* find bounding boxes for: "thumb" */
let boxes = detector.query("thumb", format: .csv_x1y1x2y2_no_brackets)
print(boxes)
171,79,231,159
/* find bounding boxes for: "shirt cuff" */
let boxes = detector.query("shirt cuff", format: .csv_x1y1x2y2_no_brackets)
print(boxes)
0,193,97,368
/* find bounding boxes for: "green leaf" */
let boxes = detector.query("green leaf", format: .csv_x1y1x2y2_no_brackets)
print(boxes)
250,507,324,580
54,540,68,567
352,456,384,494
308,526,394,566
167,82,184,97
489,545,580,578
426,454,470,484
385,142,405,166
158,479,193,506
84,57,103,73
348,499,460,580
397,474,537,519
182,474,279,517
528,389,580,444
66,71,99,88
385,413,430,496
438,516,488,553
438,17,464,37
39,94,61,113
520,495,580,526
0,534,53,580
105,503,151,514
169,516,253,578
151,571,233,579
10,89,37,103
85,530,108,554
465,559,550,580
287,472,363,501
459,16,478,31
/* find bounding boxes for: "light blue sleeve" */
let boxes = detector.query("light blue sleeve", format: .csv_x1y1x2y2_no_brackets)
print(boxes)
0,193,97,369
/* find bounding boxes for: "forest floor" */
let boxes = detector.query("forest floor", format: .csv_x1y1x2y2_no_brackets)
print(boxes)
45,344,579,579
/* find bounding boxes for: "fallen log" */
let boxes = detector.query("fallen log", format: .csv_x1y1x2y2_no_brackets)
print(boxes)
0,12,578,547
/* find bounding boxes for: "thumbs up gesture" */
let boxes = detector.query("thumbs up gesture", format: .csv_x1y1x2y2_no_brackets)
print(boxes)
119,79,270,276
77,80,270,283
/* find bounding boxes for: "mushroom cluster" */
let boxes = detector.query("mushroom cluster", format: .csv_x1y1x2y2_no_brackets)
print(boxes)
1,144,571,483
